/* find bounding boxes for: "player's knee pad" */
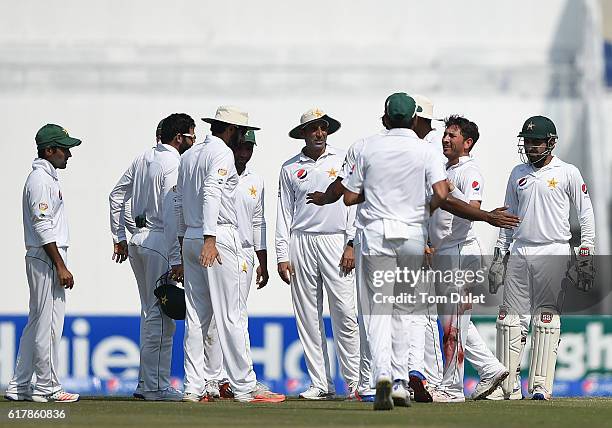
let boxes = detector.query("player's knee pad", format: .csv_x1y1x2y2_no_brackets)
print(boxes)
528,308,560,395
496,306,526,397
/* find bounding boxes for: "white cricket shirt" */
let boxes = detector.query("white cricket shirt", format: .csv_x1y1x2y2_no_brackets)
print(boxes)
109,149,148,244
23,158,70,249
196,135,239,237
109,143,182,265
429,156,483,251
176,141,205,238
276,145,356,263
343,128,447,235
496,156,595,251
236,166,266,250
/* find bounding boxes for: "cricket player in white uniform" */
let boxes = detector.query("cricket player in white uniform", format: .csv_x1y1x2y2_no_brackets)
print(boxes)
109,119,163,400
109,113,195,401
307,99,519,405
343,93,449,410
428,115,509,402
198,129,270,400
489,115,595,400
5,124,81,403
276,108,360,400
180,106,284,403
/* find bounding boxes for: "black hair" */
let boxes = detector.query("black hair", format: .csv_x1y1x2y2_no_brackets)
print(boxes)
160,113,195,144
385,114,415,130
444,115,479,151
210,120,231,135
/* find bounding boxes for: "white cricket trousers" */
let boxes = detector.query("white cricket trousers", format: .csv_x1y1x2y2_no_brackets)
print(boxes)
359,225,425,384
502,241,571,335
183,227,256,398
434,239,482,399
6,247,67,396
354,230,373,394
289,231,360,393
201,245,255,382
129,230,176,393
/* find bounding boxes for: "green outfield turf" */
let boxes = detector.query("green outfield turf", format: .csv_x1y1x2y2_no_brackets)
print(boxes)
1,397,612,428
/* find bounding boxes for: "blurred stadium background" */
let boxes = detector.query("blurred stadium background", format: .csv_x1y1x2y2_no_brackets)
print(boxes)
0,0,610,397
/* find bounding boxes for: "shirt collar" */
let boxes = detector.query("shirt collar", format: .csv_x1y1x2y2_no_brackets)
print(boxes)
32,158,58,180
447,155,473,170
240,165,252,177
205,134,225,145
298,144,338,162
386,128,419,139
531,156,562,174
159,143,180,158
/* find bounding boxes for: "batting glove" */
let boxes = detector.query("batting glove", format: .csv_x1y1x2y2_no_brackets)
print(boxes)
488,247,508,294
567,244,595,292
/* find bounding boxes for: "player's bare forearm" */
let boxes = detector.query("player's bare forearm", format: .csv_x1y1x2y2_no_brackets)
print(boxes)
307,178,345,206
43,242,74,289
255,249,268,273
440,197,520,229
255,250,269,289
343,190,364,206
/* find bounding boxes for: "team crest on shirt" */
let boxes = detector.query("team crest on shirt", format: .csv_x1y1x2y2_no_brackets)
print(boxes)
582,183,588,194
518,177,528,188
39,202,48,211
249,186,257,197
327,168,337,178
296,169,308,179
218,168,227,176
472,181,480,192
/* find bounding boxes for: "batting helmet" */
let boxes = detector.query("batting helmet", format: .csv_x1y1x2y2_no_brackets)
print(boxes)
517,115,557,140
154,274,186,320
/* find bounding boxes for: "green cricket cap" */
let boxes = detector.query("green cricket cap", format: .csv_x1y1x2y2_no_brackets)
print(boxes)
244,130,257,145
35,124,82,149
385,92,417,121
518,116,557,139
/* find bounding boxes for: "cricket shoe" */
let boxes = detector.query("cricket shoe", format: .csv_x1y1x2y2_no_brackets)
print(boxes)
133,381,144,399
31,390,79,403
219,381,234,399
5,388,33,402
356,392,376,402
427,386,453,403
345,381,359,400
391,380,411,407
182,392,202,402
205,380,221,399
373,376,393,411
408,371,433,403
531,386,551,401
471,368,510,400
486,385,523,401
235,390,286,403
143,387,183,401
298,386,335,400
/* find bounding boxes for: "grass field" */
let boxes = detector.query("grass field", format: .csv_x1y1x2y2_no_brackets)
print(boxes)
2,397,612,428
